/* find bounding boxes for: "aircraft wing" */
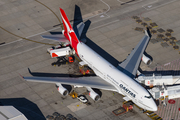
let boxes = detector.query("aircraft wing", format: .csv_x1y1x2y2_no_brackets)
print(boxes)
41,22,84,41
23,76,118,92
118,29,151,78
41,35,69,43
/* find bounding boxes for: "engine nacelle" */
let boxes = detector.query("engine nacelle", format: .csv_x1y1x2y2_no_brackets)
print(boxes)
56,83,69,96
86,87,100,101
142,54,152,65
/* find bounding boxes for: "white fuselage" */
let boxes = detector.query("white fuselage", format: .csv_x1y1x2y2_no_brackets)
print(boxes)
77,42,157,111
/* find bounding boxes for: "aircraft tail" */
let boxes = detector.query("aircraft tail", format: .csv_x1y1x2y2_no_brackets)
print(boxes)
60,8,79,45
60,8,73,33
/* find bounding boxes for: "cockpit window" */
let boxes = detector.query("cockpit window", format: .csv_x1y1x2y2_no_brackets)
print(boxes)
144,96,151,99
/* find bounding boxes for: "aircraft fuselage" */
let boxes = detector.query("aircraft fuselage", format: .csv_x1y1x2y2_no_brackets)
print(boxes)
77,42,157,111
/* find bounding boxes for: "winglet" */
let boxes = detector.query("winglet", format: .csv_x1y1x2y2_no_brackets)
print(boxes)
145,27,151,38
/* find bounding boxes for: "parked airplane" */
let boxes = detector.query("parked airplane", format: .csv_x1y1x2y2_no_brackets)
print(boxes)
23,8,157,111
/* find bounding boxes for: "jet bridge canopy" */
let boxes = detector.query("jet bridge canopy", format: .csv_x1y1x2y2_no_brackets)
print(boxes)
148,85,180,100
136,74,180,86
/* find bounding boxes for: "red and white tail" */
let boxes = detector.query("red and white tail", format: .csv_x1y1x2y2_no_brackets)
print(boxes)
59,8,79,50
60,8,73,34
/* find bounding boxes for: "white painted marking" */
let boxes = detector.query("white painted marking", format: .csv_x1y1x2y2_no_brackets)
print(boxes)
67,101,87,112
0,0,112,59
142,0,177,10
1,26,61,46
100,0,110,13
164,62,171,66
117,0,124,3
2,0,110,47
142,0,158,10
148,5,152,8
0,19,120,60
100,15,105,17
0,44,44,60
83,0,111,20
88,13,110,24
89,19,119,30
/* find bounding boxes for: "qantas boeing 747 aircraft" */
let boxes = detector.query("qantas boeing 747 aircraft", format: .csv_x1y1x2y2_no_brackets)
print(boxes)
24,8,157,111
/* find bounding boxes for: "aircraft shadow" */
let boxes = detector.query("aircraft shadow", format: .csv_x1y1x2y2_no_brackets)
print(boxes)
51,56,68,67
79,14,119,66
50,32,62,35
0,98,45,120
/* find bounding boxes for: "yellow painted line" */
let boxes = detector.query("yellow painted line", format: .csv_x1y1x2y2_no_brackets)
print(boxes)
149,113,156,117
0,26,56,46
35,0,64,30
75,56,81,62
151,115,159,119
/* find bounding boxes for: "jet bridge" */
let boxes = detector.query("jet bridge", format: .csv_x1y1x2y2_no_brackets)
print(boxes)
136,74,180,87
148,85,180,100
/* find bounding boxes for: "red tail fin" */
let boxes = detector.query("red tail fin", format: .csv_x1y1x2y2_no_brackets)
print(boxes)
59,8,79,53
60,8,74,34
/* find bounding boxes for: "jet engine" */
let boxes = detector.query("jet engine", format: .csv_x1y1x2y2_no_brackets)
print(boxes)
56,83,69,96
141,54,152,65
86,87,100,101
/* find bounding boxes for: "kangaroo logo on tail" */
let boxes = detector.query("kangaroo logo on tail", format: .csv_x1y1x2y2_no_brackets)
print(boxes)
60,8,74,34
59,8,80,52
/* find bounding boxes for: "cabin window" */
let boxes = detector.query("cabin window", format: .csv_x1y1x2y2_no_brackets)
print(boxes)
144,96,151,99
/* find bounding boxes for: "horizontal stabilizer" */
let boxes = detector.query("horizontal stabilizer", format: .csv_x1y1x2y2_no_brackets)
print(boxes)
76,22,85,39
42,35,69,43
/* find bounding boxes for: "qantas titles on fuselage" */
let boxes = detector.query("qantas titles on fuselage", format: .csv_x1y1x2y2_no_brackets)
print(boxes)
107,74,136,98
119,84,136,98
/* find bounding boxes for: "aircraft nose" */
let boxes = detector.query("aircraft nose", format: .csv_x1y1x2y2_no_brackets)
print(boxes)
151,101,158,111
152,105,157,111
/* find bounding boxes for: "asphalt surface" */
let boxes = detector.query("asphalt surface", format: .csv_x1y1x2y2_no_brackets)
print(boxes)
0,0,180,119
